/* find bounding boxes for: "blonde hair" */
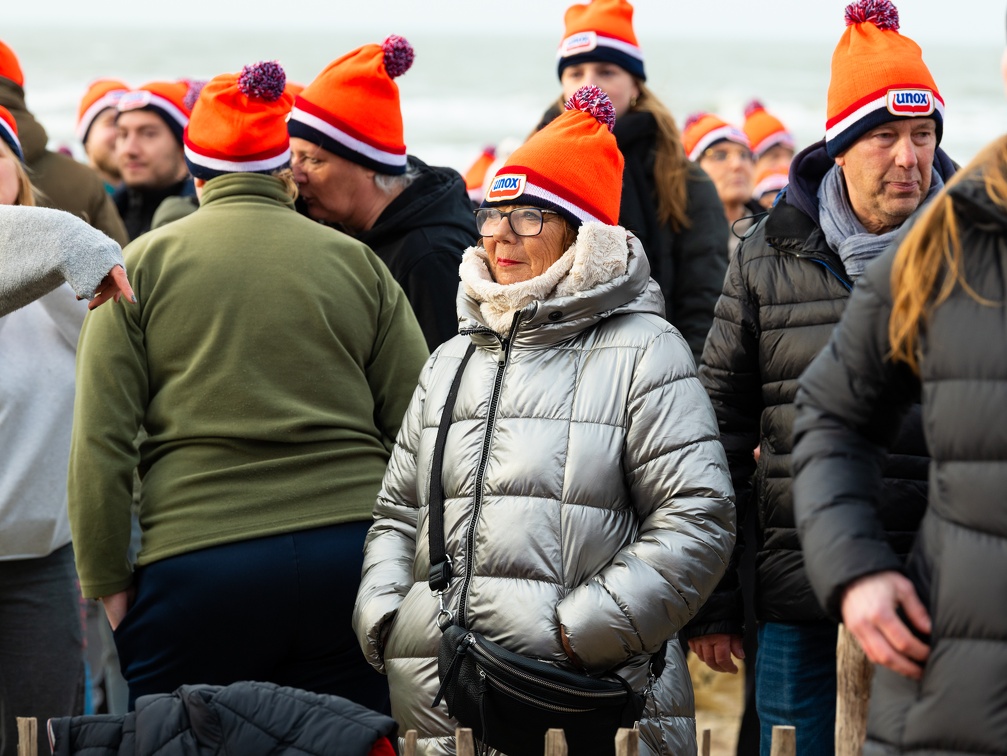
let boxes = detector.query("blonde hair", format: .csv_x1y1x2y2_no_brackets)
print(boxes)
271,167,299,202
888,134,1007,374
0,140,34,206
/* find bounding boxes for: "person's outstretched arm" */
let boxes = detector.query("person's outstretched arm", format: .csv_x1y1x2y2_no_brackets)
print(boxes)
0,205,132,316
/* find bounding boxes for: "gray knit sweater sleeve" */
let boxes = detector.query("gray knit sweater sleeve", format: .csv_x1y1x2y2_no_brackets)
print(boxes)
0,205,124,317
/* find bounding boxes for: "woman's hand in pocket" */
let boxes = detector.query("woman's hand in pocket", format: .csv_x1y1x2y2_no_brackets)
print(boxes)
101,586,136,631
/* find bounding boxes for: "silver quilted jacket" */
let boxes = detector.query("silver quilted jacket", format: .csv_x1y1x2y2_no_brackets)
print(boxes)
353,232,735,756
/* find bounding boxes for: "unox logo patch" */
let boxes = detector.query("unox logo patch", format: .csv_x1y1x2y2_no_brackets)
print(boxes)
118,90,153,112
886,89,935,117
562,31,598,56
486,174,527,202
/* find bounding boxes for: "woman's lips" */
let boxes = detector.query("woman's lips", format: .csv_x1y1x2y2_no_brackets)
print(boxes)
496,258,521,267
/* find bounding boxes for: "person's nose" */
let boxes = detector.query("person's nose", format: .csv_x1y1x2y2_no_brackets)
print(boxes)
290,156,306,183
894,134,919,170
491,215,517,243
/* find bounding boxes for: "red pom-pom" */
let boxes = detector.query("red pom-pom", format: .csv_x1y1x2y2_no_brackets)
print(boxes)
564,85,616,132
182,79,207,112
744,99,765,119
844,0,900,31
683,112,707,131
381,35,414,79
238,61,286,102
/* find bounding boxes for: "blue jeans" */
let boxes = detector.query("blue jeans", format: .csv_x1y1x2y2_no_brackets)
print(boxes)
756,622,837,756
113,521,388,713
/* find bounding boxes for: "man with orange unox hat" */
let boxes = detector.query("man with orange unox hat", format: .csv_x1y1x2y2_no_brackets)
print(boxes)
288,35,476,351
113,80,197,240
70,60,426,714
0,39,127,245
683,2,954,754
77,79,129,192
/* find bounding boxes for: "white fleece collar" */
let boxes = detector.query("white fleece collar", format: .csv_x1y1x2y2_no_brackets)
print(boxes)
459,222,629,335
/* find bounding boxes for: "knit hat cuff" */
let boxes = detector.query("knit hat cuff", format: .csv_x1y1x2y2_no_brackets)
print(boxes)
687,124,750,162
0,116,23,163
556,33,645,80
183,141,292,181
753,171,789,199
826,85,944,158
482,165,614,227
751,130,795,159
117,90,189,145
289,102,407,175
77,91,127,142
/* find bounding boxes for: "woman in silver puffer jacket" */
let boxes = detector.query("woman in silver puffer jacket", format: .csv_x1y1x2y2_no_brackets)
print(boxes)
353,88,735,756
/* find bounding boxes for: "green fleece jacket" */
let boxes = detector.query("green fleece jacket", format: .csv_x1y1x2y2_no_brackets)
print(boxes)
69,173,429,598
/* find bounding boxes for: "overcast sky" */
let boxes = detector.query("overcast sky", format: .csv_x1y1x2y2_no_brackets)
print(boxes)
6,0,1007,44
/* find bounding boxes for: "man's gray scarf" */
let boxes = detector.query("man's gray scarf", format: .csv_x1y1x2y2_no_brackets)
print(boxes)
817,164,944,280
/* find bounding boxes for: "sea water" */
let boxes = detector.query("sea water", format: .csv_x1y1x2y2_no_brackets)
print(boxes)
5,25,1005,173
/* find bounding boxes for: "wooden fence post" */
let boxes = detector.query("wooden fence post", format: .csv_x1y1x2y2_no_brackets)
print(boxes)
545,728,568,756
402,729,418,756
16,717,37,756
699,727,711,756
770,725,796,756
615,727,639,756
455,727,475,756
836,623,873,756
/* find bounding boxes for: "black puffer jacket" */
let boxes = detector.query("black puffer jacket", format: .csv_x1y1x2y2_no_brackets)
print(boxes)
792,172,1007,755
356,157,477,351
48,681,397,755
537,106,728,362
685,140,953,631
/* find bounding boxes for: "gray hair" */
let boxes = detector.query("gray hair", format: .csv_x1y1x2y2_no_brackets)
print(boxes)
374,163,420,195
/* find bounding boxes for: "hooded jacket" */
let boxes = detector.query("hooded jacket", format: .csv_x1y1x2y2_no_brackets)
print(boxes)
0,78,127,246
537,105,729,363
353,224,735,756
684,141,952,633
48,680,398,755
356,157,478,351
793,173,1007,755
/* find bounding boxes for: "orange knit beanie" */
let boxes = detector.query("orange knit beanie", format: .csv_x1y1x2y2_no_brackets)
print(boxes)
557,0,645,81
682,113,750,162
0,41,23,88
481,85,623,227
0,105,23,162
77,79,129,142
117,80,192,145
288,35,414,175
826,0,942,158
184,61,293,181
743,100,794,160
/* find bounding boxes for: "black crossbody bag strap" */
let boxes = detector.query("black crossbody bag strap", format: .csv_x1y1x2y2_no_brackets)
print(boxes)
428,342,477,593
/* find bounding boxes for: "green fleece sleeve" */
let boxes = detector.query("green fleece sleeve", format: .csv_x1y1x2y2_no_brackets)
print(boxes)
68,248,148,598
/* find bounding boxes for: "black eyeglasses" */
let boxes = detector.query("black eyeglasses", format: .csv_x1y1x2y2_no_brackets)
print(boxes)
474,207,559,237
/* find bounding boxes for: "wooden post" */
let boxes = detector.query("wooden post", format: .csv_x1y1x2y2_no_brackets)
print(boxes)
545,728,568,756
836,623,873,756
16,717,37,756
700,728,711,756
402,729,418,756
770,725,796,756
615,727,639,756
455,727,475,756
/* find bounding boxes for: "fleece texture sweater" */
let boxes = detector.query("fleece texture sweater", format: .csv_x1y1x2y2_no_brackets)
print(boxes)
69,172,429,598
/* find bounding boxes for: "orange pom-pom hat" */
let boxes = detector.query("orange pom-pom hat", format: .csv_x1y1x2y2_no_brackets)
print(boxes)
0,105,24,163
77,79,129,142
117,80,192,145
743,100,794,160
0,40,24,88
556,0,645,81
682,112,750,163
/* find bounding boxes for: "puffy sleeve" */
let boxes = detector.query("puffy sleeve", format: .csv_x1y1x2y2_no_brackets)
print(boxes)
557,325,736,673
792,248,919,619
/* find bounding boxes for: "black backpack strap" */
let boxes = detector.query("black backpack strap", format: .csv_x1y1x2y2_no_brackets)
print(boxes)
428,342,477,593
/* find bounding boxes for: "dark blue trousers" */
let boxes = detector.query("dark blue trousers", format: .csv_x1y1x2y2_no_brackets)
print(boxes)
113,521,388,712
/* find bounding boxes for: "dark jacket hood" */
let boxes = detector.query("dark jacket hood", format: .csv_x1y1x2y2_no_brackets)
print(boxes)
358,156,474,249
0,78,49,164
949,172,1007,235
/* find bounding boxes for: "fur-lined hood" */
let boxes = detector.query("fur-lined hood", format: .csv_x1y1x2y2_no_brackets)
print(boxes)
456,223,664,348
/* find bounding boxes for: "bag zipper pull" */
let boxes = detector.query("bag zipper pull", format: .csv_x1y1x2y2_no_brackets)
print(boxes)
432,633,475,708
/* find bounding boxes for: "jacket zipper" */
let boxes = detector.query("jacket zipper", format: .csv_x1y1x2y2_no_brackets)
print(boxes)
803,255,853,292
457,315,521,628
